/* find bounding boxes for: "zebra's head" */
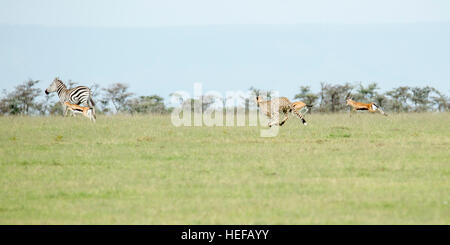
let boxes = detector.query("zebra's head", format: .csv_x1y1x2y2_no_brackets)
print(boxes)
45,78,63,95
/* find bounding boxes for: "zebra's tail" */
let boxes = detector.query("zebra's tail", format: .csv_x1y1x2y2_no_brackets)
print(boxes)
89,97,95,107
87,94,96,118
290,104,307,126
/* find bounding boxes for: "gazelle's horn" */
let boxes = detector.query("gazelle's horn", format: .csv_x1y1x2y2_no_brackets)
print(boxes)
345,92,351,99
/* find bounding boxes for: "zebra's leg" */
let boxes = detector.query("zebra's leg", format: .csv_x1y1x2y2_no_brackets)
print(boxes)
91,109,97,121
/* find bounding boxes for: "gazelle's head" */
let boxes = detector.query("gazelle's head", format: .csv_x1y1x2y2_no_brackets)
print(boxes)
346,97,354,105
45,77,62,95
345,92,353,105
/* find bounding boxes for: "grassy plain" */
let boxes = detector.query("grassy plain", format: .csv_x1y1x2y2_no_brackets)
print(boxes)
0,113,448,224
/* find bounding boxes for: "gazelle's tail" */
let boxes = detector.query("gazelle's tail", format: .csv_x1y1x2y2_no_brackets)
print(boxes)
290,104,307,125
373,103,388,116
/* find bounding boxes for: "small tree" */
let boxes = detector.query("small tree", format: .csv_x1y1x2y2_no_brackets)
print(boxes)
0,79,42,115
182,95,217,113
249,86,274,99
67,80,78,88
320,83,353,112
247,86,274,112
373,93,388,109
386,86,411,112
355,82,379,101
411,86,433,112
430,88,448,112
294,86,318,112
318,82,327,112
102,83,134,113
90,83,101,101
128,95,167,114
0,89,20,115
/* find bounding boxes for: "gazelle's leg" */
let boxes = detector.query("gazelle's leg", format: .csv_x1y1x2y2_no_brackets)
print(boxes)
64,106,69,117
88,110,95,122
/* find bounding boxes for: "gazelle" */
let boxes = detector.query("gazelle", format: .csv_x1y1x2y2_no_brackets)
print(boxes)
345,94,387,116
64,102,96,122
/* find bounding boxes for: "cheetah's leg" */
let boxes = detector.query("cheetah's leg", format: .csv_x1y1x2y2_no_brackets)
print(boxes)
268,111,279,127
279,112,289,126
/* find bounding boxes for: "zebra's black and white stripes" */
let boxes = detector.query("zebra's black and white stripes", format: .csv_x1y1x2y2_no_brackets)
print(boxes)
45,78,96,117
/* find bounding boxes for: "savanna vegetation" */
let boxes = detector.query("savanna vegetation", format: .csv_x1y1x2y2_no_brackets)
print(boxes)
0,79,448,116
0,113,448,224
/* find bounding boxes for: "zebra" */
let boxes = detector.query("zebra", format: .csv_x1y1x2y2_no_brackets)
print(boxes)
256,96,307,127
45,77,96,117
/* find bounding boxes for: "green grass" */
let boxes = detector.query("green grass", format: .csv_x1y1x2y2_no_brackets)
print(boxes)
0,113,449,224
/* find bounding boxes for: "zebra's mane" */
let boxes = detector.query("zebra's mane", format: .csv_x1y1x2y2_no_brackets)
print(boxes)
54,78,67,88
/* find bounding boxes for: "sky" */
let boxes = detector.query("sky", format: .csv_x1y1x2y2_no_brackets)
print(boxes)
1,0,450,27
0,0,449,101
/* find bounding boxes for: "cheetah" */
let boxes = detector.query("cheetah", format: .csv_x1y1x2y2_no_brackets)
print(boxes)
256,96,307,127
